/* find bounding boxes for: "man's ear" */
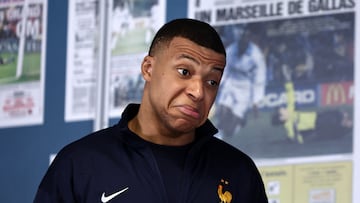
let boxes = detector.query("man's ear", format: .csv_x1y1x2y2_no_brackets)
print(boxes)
141,55,153,81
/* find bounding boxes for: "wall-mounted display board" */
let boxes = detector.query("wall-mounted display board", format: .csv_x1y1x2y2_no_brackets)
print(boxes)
0,0,359,202
189,0,359,202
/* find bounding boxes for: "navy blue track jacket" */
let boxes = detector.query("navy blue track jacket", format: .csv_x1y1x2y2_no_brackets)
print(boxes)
34,104,267,203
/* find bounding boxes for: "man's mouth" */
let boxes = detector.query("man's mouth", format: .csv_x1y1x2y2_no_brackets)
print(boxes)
178,105,200,119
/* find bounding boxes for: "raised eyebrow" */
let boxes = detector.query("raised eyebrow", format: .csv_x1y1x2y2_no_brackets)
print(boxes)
178,54,224,72
177,54,200,65
213,66,224,74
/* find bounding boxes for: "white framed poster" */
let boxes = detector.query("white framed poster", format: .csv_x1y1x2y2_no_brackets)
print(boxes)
0,0,47,128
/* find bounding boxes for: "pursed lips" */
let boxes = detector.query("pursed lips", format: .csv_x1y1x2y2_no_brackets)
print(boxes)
177,105,201,119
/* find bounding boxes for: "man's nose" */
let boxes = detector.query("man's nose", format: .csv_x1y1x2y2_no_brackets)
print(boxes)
187,78,204,101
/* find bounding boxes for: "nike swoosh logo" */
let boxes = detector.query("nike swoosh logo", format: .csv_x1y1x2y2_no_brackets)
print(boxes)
101,187,129,203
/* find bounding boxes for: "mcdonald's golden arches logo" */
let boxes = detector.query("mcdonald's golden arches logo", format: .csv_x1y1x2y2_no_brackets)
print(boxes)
322,82,353,106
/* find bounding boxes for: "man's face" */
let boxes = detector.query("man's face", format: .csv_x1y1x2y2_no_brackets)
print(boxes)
232,25,245,41
142,37,226,134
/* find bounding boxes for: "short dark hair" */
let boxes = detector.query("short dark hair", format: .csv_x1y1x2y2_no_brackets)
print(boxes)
148,18,226,57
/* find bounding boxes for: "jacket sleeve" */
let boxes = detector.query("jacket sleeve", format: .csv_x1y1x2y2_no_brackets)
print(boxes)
33,153,77,203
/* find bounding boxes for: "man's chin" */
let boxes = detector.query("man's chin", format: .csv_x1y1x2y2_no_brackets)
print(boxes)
172,119,199,132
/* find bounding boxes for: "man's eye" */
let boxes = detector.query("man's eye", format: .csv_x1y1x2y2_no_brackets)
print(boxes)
208,80,218,86
177,68,190,76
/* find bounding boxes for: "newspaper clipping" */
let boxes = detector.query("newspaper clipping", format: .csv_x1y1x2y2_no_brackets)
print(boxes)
108,0,166,117
65,0,166,121
0,0,47,128
189,0,355,202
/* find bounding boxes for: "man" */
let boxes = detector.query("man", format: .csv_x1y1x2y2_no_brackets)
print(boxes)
34,18,267,203
271,66,352,144
216,24,266,138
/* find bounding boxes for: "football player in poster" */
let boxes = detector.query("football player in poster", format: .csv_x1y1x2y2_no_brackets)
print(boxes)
215,24,266,138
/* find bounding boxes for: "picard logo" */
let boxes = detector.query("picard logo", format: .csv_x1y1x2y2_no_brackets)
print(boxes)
321,82,353,106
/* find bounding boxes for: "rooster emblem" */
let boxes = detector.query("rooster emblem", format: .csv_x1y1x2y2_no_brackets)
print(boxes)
218,179,232,203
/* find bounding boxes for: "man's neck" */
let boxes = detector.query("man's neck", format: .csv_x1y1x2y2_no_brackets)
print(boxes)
128,106,195,146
